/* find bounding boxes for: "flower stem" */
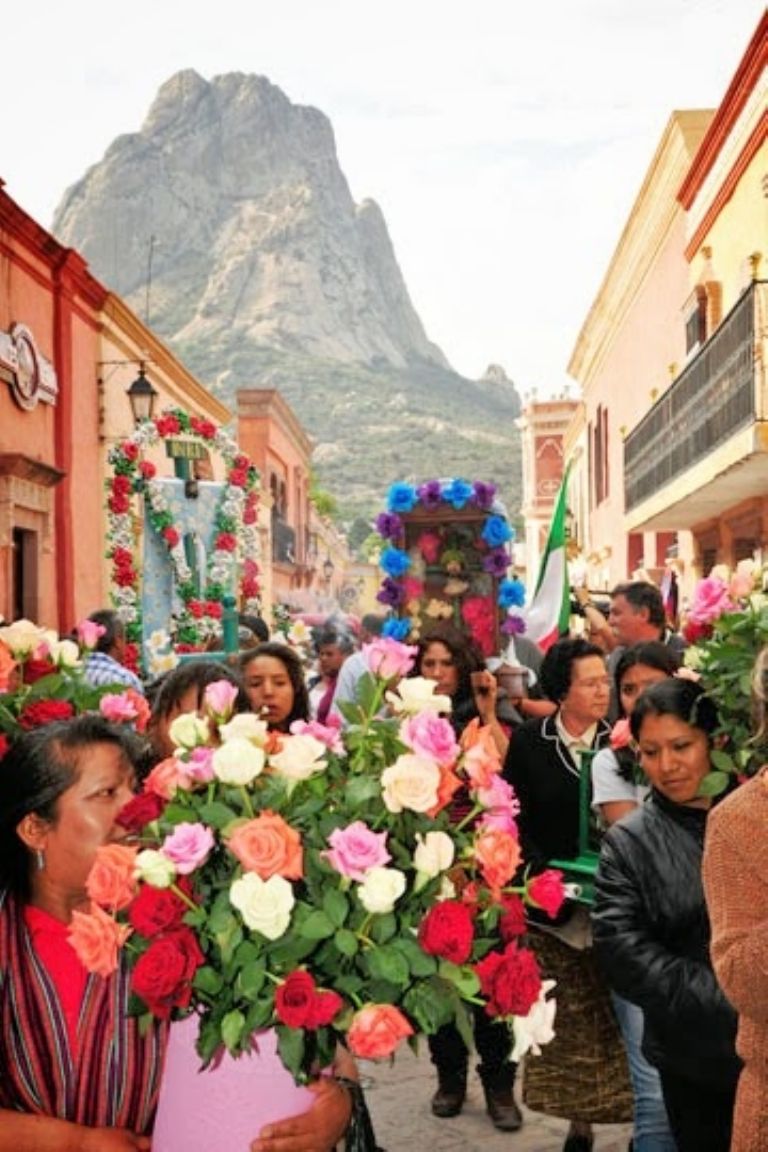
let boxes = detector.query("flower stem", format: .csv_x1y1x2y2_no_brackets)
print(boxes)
239,786,254,818
171,883,198,911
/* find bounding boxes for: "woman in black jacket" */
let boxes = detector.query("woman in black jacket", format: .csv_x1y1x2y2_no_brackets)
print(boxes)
592,678,741,1152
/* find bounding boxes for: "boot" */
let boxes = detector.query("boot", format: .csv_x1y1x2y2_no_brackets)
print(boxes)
482,1072,523,1132
430,1072,466,1118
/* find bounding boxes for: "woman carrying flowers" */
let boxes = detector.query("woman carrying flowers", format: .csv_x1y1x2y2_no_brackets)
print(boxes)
239,642,310,732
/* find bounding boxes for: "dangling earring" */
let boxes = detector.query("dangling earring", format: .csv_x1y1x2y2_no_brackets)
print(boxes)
35,849,45,872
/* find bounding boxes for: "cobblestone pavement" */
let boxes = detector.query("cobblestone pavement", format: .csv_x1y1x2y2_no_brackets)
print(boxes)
360,1048,633,1152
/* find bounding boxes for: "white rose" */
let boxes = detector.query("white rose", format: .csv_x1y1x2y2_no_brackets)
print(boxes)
212,738,265,786
510,980,557,1062
49,639,81,668
0,619,49,658
219,713,269,746
230,872,294,939
413,831,455,879
269,733,327,781
169,712,211,750
357,866,407,914
134,849,177,888
437,875,457,901
385,677,452,716
381,754,440,814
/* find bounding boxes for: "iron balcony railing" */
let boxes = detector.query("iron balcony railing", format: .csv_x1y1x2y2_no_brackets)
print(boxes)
624,281,766,511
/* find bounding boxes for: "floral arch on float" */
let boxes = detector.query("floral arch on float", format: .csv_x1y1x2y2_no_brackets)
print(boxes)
106,408,261,672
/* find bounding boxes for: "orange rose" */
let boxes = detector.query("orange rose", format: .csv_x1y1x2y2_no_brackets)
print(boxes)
0,641,17,693
67,903,132,977
144,756,186,800
227,810,303,880
474,828,521,895
86,843,138,910
347,1004,414,1059
426,764,463,817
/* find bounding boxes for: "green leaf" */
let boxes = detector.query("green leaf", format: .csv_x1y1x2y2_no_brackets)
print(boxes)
710,749,736,773
297,910,335,940
221,1009,246,1053
323,887,350,928
403,979,455,1032
438,960,481,998
198,801,240,829
366,945,410,985
276,1024,306,1082
697,770,730,797
194,966,224,996
393,936,438,976
370,913,397,944
334,928,359,957
454,1002,475,1053
237,961,266,999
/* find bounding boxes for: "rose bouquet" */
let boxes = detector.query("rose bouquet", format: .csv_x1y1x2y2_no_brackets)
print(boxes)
70,638,560,1083
0,618,150,758
682,560,768,781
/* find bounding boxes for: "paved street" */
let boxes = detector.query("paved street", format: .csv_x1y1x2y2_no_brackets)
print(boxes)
361,1048,633,1152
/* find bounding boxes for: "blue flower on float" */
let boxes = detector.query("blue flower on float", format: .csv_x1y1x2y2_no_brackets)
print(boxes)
417,479,443,510
380,547,411,578
387,483,417,514
382,618,412,641
377,577,406,607
498,578,526,609
483,548,511,576
471,480,497,510
481,515,513,549
442,478,473,509
375,511,404,541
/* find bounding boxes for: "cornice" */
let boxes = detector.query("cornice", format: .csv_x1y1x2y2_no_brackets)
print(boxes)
236,388,314,458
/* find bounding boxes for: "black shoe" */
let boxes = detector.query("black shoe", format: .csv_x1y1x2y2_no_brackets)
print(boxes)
562,1135,594,1152
483,1082,523,1131
431,1078,466,1118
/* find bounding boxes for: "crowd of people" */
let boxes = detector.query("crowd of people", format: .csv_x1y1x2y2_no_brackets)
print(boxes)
1,578,767,1151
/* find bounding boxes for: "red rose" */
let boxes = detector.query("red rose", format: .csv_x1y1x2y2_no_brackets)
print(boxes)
129,885,188,938
162,527,180,548
307,989,344,1028
417,900,474,964
114,567,137,587
228,468,248,488
214,533,237,553
527,869,566,920
131,926,204,1018
121,442,139,461
498,894,527,941
22,658,57,685
122,642,140,674
117,791,166,833
188,600,204,619
233,454,250,471
682,618,713,644
204,601,223,620
0,734,9,760
140,461,157,480
475,941,542,1018
112,547,134,568
112,475,131,495
108,495,131,515
155,415,180,436
19,700,75,729
190,418,216,439
275,970,318,1028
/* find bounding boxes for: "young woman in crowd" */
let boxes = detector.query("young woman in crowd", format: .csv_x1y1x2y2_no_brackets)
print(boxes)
593,679,741,1152
0,716,352,1151
503,636,632,1152
703,645,768,1151
589,642,681,1152
240,641,310,732
146,660,249,762
414,626,520,1131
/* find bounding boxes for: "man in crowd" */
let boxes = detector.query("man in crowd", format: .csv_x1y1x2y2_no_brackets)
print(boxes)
82,608,145,693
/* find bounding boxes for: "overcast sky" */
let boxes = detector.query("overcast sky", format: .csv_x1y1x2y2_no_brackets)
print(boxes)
4,0,764,390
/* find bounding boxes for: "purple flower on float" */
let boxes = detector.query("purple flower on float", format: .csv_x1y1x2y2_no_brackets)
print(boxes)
416,480,443,510
377,577,406,607
382,618,412,642
380,547,411,579
498,577,526,609
441,478,473,509
483,548,511,575
501,613,527,636
471,481,497,510
481,515,513,549
386,482,417,514
375,511,404,541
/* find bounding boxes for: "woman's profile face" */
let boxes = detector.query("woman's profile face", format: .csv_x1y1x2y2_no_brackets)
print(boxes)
619,663,670,716
419,641,459,697
28,742,136,897
242,655,295,728
151,684,202,760
636,712,711,806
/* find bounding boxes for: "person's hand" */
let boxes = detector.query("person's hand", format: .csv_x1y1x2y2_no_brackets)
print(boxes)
470,668,498,723
250,1075,352,1152
82,1129,151,1151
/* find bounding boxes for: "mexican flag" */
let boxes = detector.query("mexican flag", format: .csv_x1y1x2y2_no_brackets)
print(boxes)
523,463,572,651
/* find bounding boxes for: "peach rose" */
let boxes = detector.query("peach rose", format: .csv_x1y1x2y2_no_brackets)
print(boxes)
227,811,303,880
86,843,138,910
144,756,187,800
67,903,132,977
474,828,521,894
426,763,464,818
0,640,17,693
347,1004,414,1059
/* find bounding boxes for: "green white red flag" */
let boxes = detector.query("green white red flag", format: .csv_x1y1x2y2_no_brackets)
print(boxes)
523,463,572,651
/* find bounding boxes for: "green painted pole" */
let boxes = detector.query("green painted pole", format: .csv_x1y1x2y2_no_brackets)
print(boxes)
222,593,238,655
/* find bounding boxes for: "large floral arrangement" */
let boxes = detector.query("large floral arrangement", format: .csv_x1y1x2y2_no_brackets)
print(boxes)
682,559,768,782
107,408,262,664
374,480,525,656
70,638,560,1082
0,618,150,759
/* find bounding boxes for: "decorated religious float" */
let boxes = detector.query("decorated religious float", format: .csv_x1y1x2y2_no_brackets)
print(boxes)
106,408,262,674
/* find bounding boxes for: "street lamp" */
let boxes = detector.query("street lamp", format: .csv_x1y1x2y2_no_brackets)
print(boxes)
126,364,158,425
323,555,335,584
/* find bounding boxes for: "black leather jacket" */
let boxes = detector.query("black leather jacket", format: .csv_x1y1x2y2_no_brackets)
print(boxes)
591,790,741,1087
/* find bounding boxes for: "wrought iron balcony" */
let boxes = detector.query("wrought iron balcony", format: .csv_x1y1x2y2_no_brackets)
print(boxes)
272,517,297,565
624,281,766,512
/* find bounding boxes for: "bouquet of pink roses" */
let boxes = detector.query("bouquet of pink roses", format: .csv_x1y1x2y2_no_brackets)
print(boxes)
70,638,560,1082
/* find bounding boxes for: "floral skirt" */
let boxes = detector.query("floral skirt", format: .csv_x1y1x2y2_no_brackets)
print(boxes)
522,928,634,1124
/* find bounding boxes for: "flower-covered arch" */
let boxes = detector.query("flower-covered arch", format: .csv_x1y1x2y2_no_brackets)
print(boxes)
106,409,261,667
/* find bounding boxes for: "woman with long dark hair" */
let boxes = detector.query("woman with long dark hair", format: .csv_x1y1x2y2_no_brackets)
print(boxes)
240,642,310,732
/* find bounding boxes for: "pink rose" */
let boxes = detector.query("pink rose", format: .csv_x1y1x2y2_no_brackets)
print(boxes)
99,690,150,732
144,757,188,800
688,577,734,625
399,712,460,768
324,821,391,881
178,746,216,785
363,638,418,681
610,718,632,751
476,775,519,835
290,717,345,755
203,679,240,722
76,619,107,650
161,823,215,874
347,1004,414,1059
